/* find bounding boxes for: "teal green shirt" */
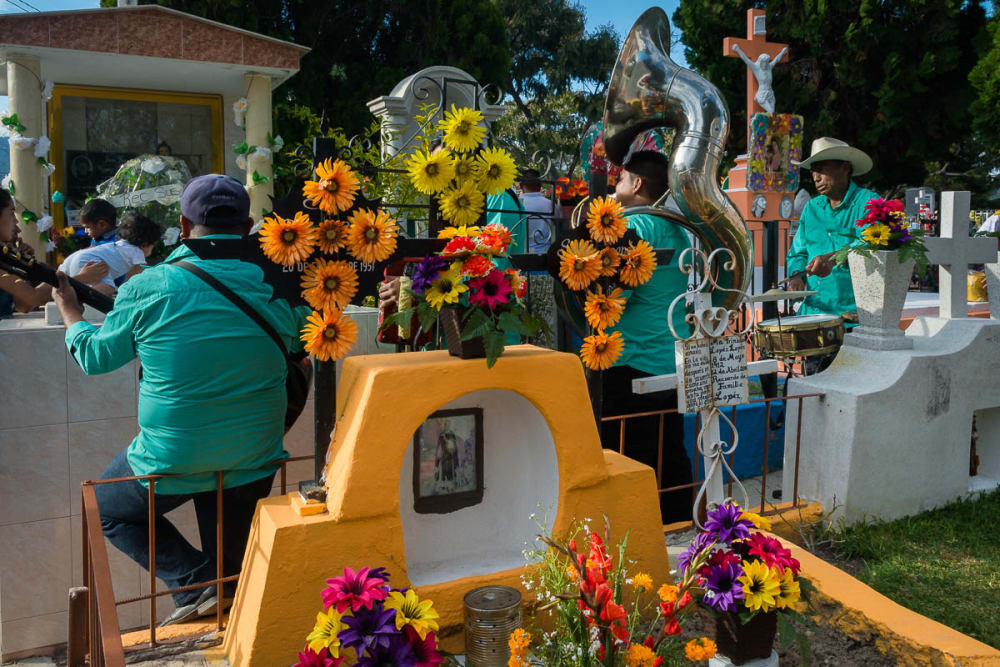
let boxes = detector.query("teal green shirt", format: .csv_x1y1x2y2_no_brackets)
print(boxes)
608,212,692,376
64,237,310,494
486,191,526,261
787,181,879,317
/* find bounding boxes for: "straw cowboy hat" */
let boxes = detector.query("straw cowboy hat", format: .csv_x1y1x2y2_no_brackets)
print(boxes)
793,137,873,176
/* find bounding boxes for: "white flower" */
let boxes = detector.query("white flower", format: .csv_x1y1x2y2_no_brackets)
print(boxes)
45,240,55,252
42,162,55,176
3,174,13,191
162,227,180,246
271,134,284,151
33,135,50,159
36,215,53,233
42,80,53,102
251,146,271,162
140,157,166,174
233,97,248,127
10,135,33,151
235,154,247,170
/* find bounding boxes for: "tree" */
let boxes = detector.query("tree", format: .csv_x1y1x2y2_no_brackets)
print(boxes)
673,0,989,193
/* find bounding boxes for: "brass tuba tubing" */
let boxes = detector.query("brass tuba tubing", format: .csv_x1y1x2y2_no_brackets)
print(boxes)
602,7,753,308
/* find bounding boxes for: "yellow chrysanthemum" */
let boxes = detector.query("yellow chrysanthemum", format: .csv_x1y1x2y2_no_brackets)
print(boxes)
619,240,657,287
597,247,621,277
738,560,781,613
345,208,398,263
586,196,627,244
625,642,657,667
684,637,718,661
775,567,801,610
407,147,455,195
300,309,358,362
425,268,469,310
383,589,440,640
451,153,480,184
475,146,518,196
258,211,317,266
558,239,601,291
303,159,360,215
508,628,531,658
300,259,358,312
632,572,653,592
438,180,485,226
305,606,344,655
658,583,678,603
316,218,348,254
437,224,482,239
861,222,892,247
584,286,626,331
439,105,486,152
580,330,624,371
740,510,772,531
566,563,579,581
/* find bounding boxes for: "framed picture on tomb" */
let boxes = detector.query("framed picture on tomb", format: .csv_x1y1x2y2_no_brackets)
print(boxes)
747,112,804,193
412,407,485,514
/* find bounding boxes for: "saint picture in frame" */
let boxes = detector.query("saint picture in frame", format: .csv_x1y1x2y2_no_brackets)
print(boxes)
412,407,484,514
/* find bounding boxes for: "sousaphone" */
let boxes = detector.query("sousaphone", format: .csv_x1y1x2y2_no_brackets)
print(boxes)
602,7,752,308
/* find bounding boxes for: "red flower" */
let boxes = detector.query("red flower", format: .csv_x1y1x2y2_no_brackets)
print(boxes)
482,223,512,246
663,617,682,636
643,635,655,648
556,176,571,201
678,590,693,609
699,549,742,577
460,255,494,278
442,236,476,256
654,658,664,667
504,269,527,299
476,233,508,256
572,179,590,198
468,269,513,310
747,534,800,573
659,600,674,617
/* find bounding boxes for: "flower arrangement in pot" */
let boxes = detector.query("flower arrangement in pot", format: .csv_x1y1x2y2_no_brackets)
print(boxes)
832,198,928,271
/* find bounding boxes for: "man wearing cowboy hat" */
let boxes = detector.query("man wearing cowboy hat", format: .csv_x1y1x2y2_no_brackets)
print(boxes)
786,137,879,321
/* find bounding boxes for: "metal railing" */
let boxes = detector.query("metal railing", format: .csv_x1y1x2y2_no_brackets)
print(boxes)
600,392,823,521
74,455,313,667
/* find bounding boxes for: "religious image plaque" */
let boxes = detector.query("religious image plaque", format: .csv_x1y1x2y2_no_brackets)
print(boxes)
412,408,485,514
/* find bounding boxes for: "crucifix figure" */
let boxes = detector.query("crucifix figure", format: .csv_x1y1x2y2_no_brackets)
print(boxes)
723,9,789,134
731,43,787,114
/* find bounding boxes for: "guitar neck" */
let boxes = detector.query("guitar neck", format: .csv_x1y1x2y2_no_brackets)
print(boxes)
0,244,116,314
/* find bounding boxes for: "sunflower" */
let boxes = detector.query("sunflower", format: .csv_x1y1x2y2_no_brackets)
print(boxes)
305,606,345,655
301,309,358,362
437,225,481,239
584,286,626,331
316,218,348,254
425,268,469,310
438,180,485,226
406,147,455,195
300,259,359,312
451,153,480,184
774,568,801,610
439,105,486,152
258,211,317,266
345,208,398,263
580,330,624,371
302,159,360,215
737,560,781,613
861,222,892,247
597,247,621,277
475,146,518,195
382,589,441,640
586,196,627,244
619,240,657,287
558,239,601,291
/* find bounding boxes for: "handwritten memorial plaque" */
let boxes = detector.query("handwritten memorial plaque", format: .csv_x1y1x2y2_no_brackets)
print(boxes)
675,335,749,413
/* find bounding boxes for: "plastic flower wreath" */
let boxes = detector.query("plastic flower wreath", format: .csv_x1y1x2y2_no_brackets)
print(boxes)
834,197,928,272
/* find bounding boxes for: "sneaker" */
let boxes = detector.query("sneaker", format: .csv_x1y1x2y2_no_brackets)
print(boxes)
159,586,217,627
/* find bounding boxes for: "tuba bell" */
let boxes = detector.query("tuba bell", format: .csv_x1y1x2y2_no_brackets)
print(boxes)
602,7,752,308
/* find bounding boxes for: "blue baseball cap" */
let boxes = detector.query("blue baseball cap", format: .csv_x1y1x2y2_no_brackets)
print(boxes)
180,174,250,226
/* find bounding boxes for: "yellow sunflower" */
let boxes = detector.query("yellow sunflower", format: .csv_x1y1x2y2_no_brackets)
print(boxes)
451,153,480,184
586,196,627,244
775,568,801,610
740,510,772,531
300,309,359,362
437,224,482,239
305,606,344,655
438,180,485,226
316,218,348,254
406,147,455,194
439,105,486,152
738,560,781,613
619,240,657,287
303,159,360,215
475,146,518,196
425,268,469,310
382,589,441,640
558,239,601,291
258,211,317,266
597,247,621,277
300,259,359,312
580,330,624,371
346,208,398,263
861,223,892,247
584,286,626,331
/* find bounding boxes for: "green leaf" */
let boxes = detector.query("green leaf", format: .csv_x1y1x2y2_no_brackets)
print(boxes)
461,308,493,341
380,307,414,332
483,329,505,368
498,310,531,336
233,141,250,155
417,301,437,334
7,179,14,196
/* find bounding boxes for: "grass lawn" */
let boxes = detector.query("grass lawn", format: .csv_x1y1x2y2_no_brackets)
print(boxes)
826,488,1000,649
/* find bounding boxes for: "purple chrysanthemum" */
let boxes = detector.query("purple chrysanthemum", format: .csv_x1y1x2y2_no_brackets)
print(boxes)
702,561,745,613
704,503,753,545
355,633,416,667
411,255,450,293
338,605,398,654
678,532,713,576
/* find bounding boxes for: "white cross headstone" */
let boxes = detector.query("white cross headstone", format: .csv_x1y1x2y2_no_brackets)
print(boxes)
925,191,996,319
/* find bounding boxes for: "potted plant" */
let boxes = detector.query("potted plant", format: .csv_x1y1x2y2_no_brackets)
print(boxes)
834,198,927,336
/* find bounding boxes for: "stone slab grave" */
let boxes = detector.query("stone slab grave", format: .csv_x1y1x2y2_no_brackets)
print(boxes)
783,191,1000,525
223,346,670,666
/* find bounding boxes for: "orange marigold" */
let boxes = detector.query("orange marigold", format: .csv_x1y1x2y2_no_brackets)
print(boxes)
586,196,626,244
303,158,360,214
580,330,624,371
619,240,657,287
558,239,600,291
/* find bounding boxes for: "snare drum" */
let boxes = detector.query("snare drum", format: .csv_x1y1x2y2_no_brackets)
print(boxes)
752,314,844,358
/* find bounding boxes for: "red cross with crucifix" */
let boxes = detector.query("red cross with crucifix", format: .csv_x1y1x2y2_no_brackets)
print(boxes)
723,9,789,141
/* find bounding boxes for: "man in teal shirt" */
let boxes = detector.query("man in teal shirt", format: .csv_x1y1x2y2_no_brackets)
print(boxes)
52,175,309,626
599,151,693,523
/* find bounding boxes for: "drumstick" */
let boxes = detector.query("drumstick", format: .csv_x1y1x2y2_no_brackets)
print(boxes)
776,270,807,287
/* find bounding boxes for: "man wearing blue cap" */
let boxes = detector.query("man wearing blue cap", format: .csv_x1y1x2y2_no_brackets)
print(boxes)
52,175,310,626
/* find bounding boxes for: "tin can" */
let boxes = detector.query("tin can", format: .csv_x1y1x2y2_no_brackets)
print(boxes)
463,586,522,666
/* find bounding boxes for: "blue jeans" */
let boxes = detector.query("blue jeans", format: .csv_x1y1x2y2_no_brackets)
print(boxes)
95,449,275,606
